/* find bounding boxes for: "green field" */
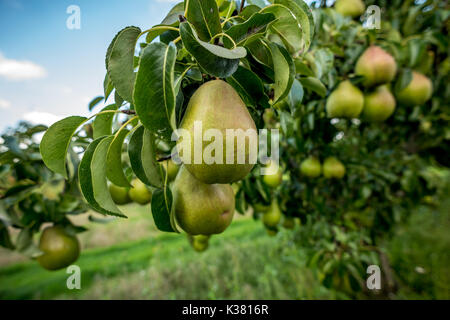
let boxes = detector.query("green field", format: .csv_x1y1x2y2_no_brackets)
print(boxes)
0,202,448,300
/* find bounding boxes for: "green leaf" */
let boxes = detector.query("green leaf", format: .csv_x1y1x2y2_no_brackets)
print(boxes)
88,96,104,111
180,22,246,78
93,104,118,139
104,73,114,101
145,25,180,43
246,38,273,67
394,68,413,94
224,12,276,47
40,116,87,178
274,0,314,52
226,65,269,107
151,187,177,232
107,26,141,103
79,136,127,218
288,78,304,110
269,42,295,104
161,2,184,26
128,126,164,188
106,129,131,187
134,42,177,139
294,58,315,77
0,222,14,250
299,77,327,97
185,0,222,41
115,90,124,108
260,4,303,55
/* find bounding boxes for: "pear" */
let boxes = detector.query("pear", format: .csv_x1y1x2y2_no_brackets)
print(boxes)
192,239,209,252
262,200,281,228
335,0,365,18
109,184,131,205
300,156,322,178
326,81,364,118
396,71,432,106
173,166,235,235
355,46,397,87
262,161,282,188
37,226,80,271
177,80,257,184
128,178,152,205
323,157,346,179
362,85,396,122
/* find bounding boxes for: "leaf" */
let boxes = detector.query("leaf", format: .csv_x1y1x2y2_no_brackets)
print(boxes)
294,58,315,77
128,126,164,188
288,78,304,110
185,0,222,41
78,136,127,218
0,222,14,250
269,42,295,104
40,116,87,178
146,25,179,44
88,96,104,111
103,73,114,101
394,68,413,94
106,129,131,187
299,77,327,97
151,187,177,232
161,2,185,26
93,104,118,139
134,42,177,139
226,65,269,107
274,0,314,52
224,12,276,47
246,38,273,67
107,26,141,103
180,22,246,78
260,4,303,55
115,90,124,108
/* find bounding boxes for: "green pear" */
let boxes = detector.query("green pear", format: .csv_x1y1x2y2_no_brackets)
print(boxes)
173,166,235,235
362,85,396,122
396,71,432,106
262,161,282,188
177,80,257,184
300,156,322,178
162,159,179,181
128,178,152,205
335,0,365,18
323,157,346,179
194,235,210,243
326,81,364,118
283,217,295,229
37,226,80,271
262,200,281,228
253,202,270,214
109,184,131,205
355,46,397,87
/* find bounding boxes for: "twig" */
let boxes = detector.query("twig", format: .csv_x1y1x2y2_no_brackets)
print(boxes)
239,0,245,13
157,154,172,162
121,109,136,115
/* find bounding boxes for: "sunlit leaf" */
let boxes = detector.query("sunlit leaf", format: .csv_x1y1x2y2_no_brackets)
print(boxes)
106,129,131,187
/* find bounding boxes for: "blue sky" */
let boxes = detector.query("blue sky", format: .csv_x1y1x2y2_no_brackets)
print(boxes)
0,0,180,131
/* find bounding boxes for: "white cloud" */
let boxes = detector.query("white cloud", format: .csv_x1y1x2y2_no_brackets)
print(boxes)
0,98,11,109
0,52,47,81
23,111,63,127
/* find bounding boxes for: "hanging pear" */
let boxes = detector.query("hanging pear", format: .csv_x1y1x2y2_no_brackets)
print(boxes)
396,71,432,106
355,46,397,87
173,166,235,235
177,80,257,184
335,0,365,18
326,81,364,119
362,85,396,122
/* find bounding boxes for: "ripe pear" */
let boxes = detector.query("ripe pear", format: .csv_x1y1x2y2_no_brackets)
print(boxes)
128,178,152,205
192,239,208,252
362,85,396,122
109,184,131,205
173,166,235,235
300,156,322,178
335,0,365,18
396,71,432,106
37,226,80,271
355,46,397,87
177,80,257,184
162,159,179,181
326,81,364,118
262,161,282,188
262,200,281,228
323,157,346,179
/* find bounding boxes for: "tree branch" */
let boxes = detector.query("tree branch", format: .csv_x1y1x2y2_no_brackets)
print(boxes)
239,0,245,13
